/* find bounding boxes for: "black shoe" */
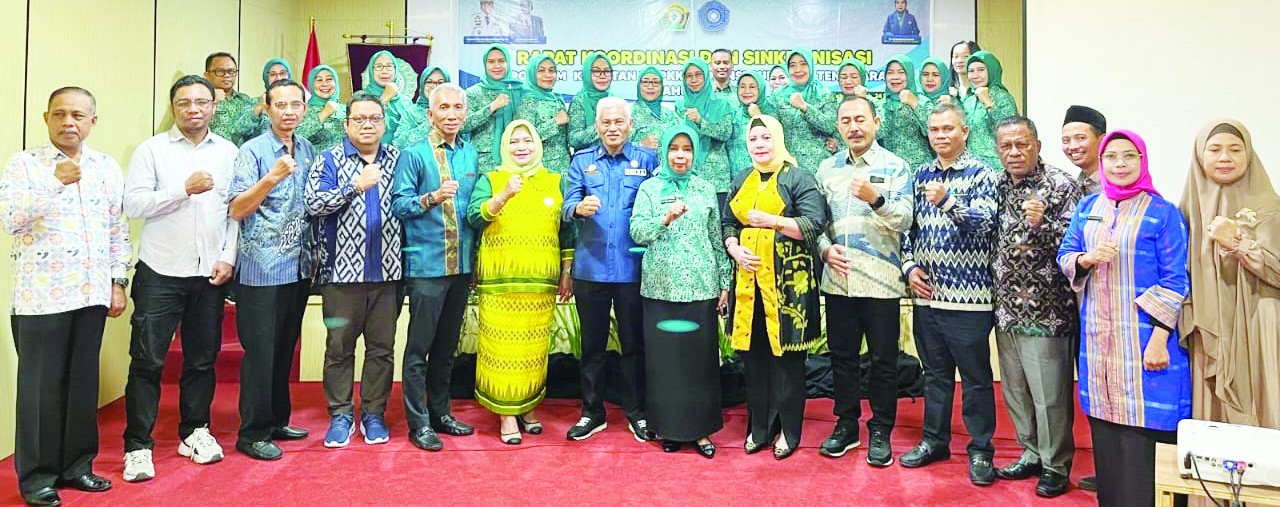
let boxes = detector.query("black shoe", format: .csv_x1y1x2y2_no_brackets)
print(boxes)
866,429,893,467
516,415,543,435
819,420,860,458
627,419,656,442
236,440,283,460
662,440,682,453
1036,470,1070,498
431,415,474,436
969,455,996,486
409,427,443,451
270,425,309,440
996,459,1043,480
899,441,949,468
55,473,112,492
566,416,607,441
696,440,716,459
21,487,61,506
1078,475,1097,492
773,440,798,460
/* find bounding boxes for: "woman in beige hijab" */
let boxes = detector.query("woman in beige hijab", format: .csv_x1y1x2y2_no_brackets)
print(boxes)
1181,118,1280,428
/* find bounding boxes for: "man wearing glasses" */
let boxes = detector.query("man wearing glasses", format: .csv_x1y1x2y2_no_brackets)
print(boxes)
227,79,317,460
205,52,259,146
304,94,403,449
119,75,239,482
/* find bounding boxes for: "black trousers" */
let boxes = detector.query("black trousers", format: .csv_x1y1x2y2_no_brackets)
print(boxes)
574,279,645,422
12,305,108,494
741,294,807,449
123,262,226,452
1090,416,1182,507
825,295,900,439
402,275,468,431
235,279,310,443
913,306,996,457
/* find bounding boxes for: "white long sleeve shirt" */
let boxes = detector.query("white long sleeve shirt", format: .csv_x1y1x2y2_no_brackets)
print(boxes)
124,127,238,278
1,143,131,315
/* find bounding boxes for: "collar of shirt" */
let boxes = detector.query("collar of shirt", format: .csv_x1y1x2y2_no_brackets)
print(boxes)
429,129,465,151
592,142,641,163
166,125,217,148
925,150,977,173
266,130,296,155
341,137,391,162
834,142,886,169
36,142,103,167
1000,159,1046,189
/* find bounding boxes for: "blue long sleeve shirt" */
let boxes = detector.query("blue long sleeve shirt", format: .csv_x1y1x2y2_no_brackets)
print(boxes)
391,134,481,278
560,142,658,283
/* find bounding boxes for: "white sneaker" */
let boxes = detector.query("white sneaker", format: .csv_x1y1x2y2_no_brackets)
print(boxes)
123,449,155,482
178,427,224,464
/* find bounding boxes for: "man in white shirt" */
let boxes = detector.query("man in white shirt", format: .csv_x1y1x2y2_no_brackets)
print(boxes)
119,75,239,483
1,86,131,506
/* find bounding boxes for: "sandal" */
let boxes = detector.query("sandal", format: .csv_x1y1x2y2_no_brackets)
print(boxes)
516,415,543,435
500,430,522,445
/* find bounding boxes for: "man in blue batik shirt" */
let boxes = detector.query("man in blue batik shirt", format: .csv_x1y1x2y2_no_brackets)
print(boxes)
561,97,659,443
227,79,317,461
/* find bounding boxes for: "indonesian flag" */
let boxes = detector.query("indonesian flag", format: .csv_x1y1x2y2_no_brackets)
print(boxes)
302,23,321,83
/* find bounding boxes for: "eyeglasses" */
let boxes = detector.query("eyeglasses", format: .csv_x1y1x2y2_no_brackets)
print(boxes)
684,70,705,79
348,115,385,126
208,69,239,77
590,69,612,76
373,63,395,71
271,101,305,111
640,79,662,86
425,79,446,85
173,99,213,110
1102,152,1142,164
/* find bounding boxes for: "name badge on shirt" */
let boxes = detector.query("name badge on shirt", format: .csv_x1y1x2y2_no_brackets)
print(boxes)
869,175,886,184
624,167,648,177
585,164,599,175
1086,215,1104,222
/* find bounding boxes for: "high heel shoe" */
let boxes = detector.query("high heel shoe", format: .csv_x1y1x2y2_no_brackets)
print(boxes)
516,415,543,435
662,440,682,453
773,438,797,460
500,430,522,445
696,439,716,459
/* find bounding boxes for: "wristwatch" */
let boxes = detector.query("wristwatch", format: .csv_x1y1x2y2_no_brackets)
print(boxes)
113,278,129,290
422,191,437,209
870,195,887,210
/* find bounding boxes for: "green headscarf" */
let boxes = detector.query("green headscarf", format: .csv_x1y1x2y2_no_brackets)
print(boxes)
635,66,665,118
360,50,425,142
675,58,731,167
835,58,869,97
778,48,828,105
964,50,1006,93
306,65,341,109
883,54,920,102
657,123,699,197
523,54,560,102
735,71,766,114
261,58,293,88
414,65,450,109
477,44,524,156
577,52,613,128
361,50,405,98
919,56,952,101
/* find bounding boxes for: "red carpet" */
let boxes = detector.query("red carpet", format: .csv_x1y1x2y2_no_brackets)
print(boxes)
0,384,1097,506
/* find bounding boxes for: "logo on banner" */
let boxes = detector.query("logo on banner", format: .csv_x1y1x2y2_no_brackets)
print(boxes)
661,3,690,31
698,1,729,31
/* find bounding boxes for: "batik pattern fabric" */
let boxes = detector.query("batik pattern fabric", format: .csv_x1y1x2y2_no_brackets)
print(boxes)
210,92,262,147
514,95,569,173
305,140,403,284
1058,191,1191,431
993,162,1080,337
630,175,731,302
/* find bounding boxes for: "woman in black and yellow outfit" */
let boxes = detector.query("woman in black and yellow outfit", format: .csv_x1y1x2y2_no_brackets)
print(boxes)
723,114,828,459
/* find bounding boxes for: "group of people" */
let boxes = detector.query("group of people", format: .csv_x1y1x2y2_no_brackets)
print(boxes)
3,39,1277,507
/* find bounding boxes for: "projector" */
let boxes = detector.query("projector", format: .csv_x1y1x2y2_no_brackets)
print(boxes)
1177,418,1280,487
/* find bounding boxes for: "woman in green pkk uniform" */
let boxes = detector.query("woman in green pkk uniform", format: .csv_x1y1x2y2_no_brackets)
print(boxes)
767,65,788,93
676,58,735,206
254,58,294,133
567,52,613,151
630,66,681,151
413,65,450,116
918,56,956,106
834,58,875,103
297,65,347,151
630,124,730,457
878,54,933,170
962,50,1019,171
463,43,524,172
514,54,571,174
728,71,772,180
764,48,839,175
359,50,429,149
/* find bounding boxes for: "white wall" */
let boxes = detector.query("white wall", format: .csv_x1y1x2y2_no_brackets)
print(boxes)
1027,0,1280,202
932,0,977,57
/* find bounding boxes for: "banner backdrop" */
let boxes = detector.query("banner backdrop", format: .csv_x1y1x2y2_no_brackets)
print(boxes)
455,0,933,100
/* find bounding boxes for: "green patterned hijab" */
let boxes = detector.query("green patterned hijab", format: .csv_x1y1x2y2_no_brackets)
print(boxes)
883,54,920,102
524,54,560,102
635,66,665,118
836,58,868,97
736,71,767,114
577,52,613,127
306,65,340,109
778,48,828,105
414,65,450,109
675,58,731,166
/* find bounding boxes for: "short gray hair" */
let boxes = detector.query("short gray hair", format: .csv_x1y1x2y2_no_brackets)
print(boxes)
995,115,1038,139
595,96,631,121
929,101,965,122
429,82,466,108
